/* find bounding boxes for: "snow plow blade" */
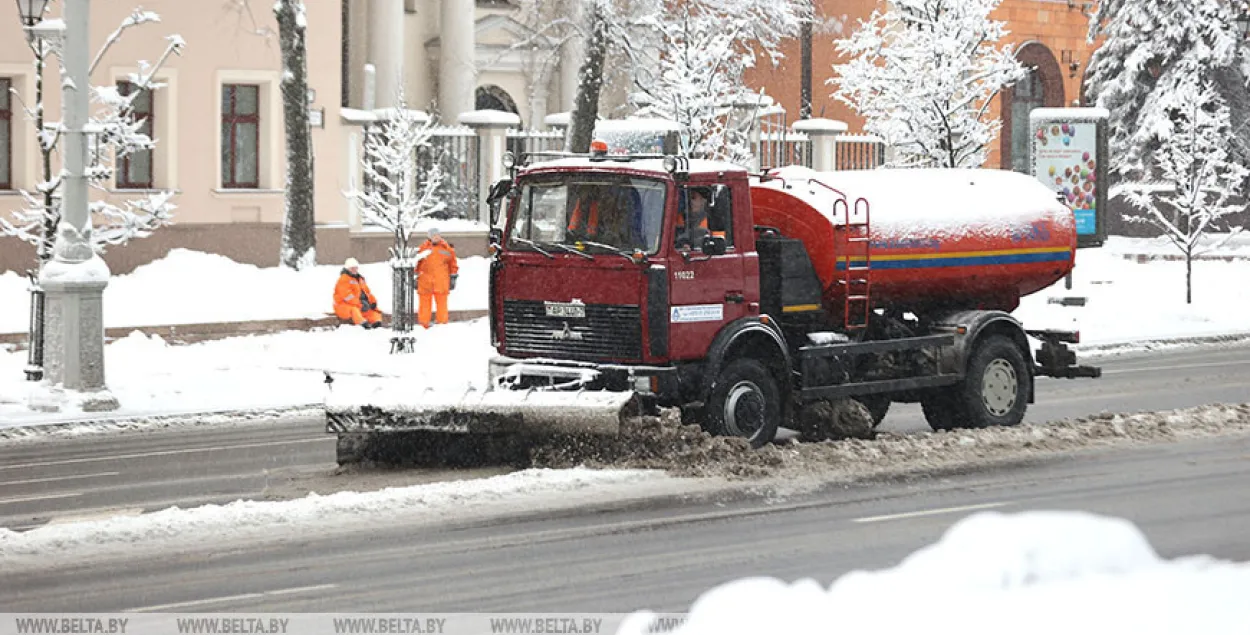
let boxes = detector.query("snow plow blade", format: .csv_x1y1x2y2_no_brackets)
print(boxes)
325,384,643,436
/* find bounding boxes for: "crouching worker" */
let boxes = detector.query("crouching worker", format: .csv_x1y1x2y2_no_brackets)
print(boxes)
415,228,458,328
334,258,383,329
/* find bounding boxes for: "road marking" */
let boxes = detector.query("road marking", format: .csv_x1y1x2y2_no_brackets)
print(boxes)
0,471,120,487
128,584,338,612
852,501,1009,524
0,492,82,506
1104,359,1250,375
0,437,327,471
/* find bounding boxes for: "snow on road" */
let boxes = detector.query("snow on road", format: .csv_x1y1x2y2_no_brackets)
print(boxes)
620,511,1250,635
0,467,672,567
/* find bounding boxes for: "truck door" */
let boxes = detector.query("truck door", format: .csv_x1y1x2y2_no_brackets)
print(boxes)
668,183,748,360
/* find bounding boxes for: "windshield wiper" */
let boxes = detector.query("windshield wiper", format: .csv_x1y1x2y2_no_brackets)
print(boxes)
510,238,555,259
544,241,594,260
578,240,642,263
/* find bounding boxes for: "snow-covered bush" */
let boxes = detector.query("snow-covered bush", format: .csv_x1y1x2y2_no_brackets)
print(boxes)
829,0,1025,168
0,8,182,260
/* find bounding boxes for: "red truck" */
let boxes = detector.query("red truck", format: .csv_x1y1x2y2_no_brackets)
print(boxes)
326,147,1100,463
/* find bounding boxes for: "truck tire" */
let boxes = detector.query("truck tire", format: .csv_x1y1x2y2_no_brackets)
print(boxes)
955,335,1029,428
706,358,781,448
858,396,891,427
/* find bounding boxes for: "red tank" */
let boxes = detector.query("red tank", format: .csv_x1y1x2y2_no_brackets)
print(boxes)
750,167,1077,312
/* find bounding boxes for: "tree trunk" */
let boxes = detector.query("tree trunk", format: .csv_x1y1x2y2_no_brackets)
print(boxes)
276,0,317,269
35,44,57,265
567,4,608,154
1186,248,1193,305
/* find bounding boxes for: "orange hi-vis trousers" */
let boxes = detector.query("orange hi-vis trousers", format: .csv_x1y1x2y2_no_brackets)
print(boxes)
418,291,449,327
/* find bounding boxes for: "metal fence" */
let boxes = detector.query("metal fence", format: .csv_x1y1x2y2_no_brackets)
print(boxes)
506,129,565,161
756,131,812,170
835,134,886,171
423,126,481,221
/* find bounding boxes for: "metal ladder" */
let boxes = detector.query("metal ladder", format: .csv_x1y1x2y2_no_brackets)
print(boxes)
836,197,872,331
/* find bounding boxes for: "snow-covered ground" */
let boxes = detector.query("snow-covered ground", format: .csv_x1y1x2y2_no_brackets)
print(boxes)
0,320,496,423
620,511,1250,635
0,248,491,333
1015,236,1250,347
1,236,1248,422
0,467,674,568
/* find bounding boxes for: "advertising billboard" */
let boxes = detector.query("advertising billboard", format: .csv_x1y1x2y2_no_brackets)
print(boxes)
1029,108,1109,248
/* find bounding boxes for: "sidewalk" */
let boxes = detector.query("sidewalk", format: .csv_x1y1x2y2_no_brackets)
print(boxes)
0,309,489,349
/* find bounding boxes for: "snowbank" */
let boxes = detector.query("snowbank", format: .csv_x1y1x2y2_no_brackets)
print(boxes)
0,467,667,564
0,249,490,333
0,320,497,423
621,511,1250,635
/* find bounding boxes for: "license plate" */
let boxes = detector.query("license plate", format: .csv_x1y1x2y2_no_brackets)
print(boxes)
544,301,586,318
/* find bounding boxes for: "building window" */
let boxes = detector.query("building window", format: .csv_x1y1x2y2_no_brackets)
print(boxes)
1000,42,1065,173
221,83,260,189
1,77,12,190
116,81,154,189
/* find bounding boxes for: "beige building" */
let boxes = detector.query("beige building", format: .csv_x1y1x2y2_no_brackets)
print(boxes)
1,0,586,275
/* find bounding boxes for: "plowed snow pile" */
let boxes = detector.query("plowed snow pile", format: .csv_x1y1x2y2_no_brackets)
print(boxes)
531,403,1250,480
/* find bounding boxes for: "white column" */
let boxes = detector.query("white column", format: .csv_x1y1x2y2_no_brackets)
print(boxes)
439,0,477,121
559,0,584,112
368,0,404,107
460,111,522,225
792,118,849,172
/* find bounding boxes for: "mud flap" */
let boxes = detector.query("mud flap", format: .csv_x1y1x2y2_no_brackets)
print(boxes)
326,382,643,436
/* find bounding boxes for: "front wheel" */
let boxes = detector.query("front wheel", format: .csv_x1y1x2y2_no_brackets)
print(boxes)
705,358,782,448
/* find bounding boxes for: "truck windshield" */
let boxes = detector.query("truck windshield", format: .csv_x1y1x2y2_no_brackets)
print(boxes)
508,175,667,255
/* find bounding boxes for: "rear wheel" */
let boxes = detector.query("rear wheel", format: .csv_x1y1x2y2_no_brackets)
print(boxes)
705,358,781,448
958,335,1029,428
336,433,368,465
922,335,1029,431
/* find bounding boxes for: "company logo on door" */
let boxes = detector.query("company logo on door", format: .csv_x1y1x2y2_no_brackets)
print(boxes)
671,304,724,323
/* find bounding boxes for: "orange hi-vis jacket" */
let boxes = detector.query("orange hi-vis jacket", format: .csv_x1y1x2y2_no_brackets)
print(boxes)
567,199,600,236
334,270,377,312
416,238,458,294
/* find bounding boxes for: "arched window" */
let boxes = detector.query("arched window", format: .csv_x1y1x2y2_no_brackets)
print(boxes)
1000,42,1065,173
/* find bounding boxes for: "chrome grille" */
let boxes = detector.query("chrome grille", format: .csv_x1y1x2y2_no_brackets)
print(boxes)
503,300,642,361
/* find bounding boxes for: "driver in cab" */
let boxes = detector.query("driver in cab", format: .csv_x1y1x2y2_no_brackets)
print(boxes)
675,187,711,249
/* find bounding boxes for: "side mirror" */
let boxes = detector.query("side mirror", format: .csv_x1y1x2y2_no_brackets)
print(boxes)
701,234,726,256
487,179,512,226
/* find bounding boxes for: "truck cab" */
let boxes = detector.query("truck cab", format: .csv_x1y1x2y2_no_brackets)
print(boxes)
486,153,780,431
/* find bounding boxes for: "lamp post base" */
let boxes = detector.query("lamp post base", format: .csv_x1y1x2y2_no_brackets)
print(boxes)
37,253,119,413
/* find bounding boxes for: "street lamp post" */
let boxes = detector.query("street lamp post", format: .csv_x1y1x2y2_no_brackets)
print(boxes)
25,0,118,411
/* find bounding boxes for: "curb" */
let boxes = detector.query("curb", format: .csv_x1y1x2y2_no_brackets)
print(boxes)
1077,332,1250,356
0,310,489,349
0,404,324,440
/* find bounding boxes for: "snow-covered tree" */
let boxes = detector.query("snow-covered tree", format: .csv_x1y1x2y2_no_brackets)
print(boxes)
829,0,1026,168
345,104,446,256
275,0,316,270
0,8,182,258
632,0,807,163
1116,76,1247,304
1085,0,1250,183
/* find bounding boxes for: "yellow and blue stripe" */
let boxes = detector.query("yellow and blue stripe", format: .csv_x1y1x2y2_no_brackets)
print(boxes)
835,246,1071,271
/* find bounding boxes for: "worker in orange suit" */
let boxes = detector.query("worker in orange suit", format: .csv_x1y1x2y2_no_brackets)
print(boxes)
415,228,459,328
333,257,383,329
